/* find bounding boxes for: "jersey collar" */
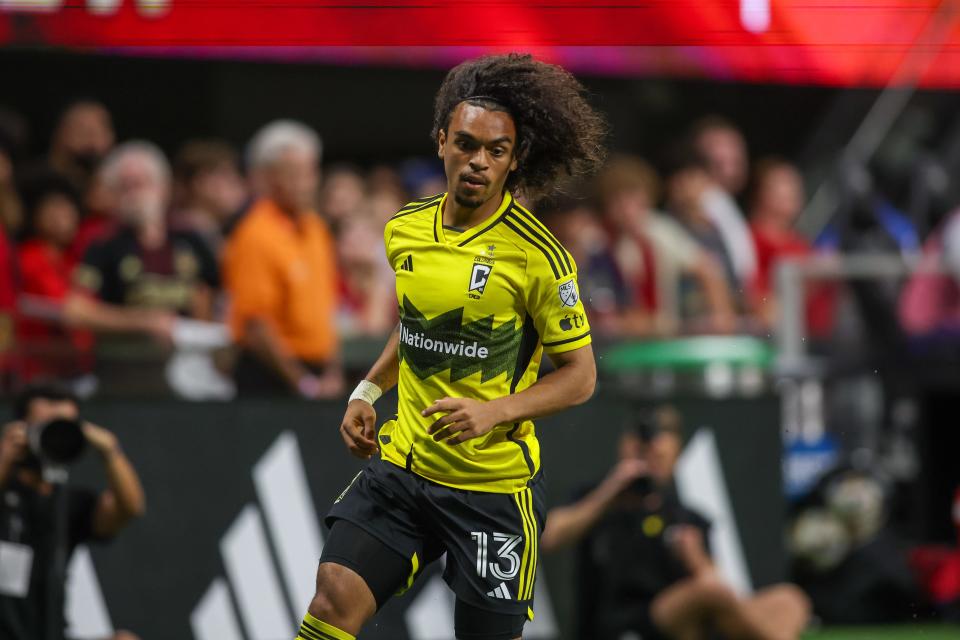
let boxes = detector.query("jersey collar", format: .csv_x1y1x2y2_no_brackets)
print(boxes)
434,191,514,247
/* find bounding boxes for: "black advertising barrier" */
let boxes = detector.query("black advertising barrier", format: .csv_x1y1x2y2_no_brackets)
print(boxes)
0,391,783,640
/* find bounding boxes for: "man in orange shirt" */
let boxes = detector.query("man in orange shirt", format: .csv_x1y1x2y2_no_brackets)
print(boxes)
223,120,343,398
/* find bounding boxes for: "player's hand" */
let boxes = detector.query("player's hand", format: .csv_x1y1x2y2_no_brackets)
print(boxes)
423,397,503,446
339,399,379,459
0,421,28,466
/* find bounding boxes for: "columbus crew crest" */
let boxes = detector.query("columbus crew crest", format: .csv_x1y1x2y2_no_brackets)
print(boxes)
469,263,493,295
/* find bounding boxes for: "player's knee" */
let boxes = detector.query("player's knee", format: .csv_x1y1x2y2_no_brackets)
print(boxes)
309,564,357,622
769,583,812,621
693,575,738,610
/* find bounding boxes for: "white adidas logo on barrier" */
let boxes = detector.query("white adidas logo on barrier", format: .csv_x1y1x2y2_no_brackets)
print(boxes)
65,427,739,640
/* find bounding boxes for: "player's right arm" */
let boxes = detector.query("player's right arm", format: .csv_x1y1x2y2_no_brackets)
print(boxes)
339,323,401,459
340,206,411,458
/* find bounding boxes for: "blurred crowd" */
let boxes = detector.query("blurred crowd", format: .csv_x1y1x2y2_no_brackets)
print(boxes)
0,99,955,398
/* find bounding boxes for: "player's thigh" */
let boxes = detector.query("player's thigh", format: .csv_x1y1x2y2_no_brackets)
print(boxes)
430,479,546,632
321,460,428,611
454,598,526,640
315,520,413,615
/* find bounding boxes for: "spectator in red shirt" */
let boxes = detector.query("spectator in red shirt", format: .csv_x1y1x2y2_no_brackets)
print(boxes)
15,173,94,381
336,217,396,338
748,158,811,328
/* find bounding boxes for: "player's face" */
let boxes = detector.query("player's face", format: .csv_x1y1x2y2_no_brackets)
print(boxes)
438,102,518,209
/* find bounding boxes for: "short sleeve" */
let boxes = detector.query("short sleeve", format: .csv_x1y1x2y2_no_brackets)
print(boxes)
526,248,592,354
383,217,398,269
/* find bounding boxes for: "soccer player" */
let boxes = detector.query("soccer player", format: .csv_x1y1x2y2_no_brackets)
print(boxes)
296,54,607,640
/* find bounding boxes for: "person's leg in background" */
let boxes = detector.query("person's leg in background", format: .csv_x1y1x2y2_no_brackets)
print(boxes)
738,584,811,640
650,573,811,640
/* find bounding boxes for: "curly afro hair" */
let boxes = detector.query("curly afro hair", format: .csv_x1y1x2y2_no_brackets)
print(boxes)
432,54,607,199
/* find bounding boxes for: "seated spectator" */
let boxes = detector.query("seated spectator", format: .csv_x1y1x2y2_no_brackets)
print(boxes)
666,148,744,319
223,120,343,398
598,155,736,336
336,218,396,337
63,141,219,340
691,116,757,288
541,407,811,640
15,172,94,381
545,198,630,333
748,158,812,328
171,139,248,256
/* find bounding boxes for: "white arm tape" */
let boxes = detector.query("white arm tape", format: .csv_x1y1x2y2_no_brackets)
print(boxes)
349,380,383,405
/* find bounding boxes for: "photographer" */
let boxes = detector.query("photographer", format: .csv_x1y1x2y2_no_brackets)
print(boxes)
541,406,810,640
0,384,144,640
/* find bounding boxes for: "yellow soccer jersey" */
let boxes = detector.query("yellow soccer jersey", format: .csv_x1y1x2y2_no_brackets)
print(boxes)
378,191,592,493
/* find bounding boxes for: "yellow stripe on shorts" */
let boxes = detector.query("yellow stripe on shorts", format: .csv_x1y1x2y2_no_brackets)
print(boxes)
521,489,539,600
513,489,533,600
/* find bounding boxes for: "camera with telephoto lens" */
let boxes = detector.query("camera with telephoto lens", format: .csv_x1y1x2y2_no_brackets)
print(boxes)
27,417,87,465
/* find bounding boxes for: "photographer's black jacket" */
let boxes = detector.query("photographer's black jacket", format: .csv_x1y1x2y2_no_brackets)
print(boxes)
0,477,103,640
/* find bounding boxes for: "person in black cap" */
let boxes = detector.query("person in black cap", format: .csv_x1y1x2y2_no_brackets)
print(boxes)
541,405,810,640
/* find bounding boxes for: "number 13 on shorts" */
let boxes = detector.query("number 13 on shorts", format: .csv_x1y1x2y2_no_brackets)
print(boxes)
471,528,537,601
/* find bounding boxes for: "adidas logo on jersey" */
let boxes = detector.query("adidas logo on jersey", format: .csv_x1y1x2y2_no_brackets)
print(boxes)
400,255,414,271
486,582,512,600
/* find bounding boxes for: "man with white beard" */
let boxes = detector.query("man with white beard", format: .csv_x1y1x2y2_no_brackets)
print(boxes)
64,141,220,342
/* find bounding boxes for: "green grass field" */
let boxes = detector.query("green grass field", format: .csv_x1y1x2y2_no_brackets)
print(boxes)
803,626,960,639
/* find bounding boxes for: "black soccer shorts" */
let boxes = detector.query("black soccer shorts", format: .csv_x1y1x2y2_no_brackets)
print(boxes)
322,455,546,632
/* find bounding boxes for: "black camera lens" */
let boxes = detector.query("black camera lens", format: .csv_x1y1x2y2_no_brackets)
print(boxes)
29,418,87,464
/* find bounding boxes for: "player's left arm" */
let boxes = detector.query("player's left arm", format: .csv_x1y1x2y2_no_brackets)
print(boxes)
424,344,595,445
